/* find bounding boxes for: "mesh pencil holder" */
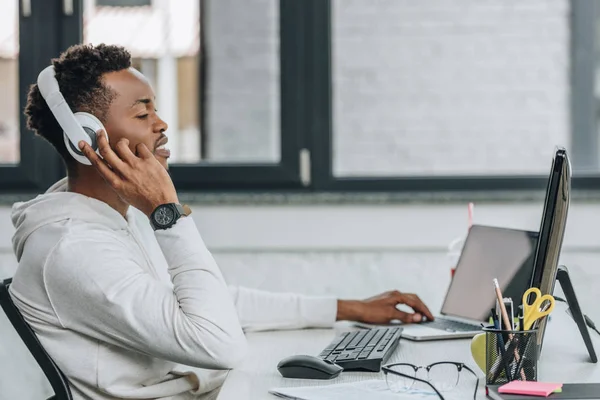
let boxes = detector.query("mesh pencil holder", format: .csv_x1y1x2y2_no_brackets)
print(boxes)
483,327,538,385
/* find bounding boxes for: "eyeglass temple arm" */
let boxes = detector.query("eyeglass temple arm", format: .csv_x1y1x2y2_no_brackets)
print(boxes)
461,364,480,400
383,368,445,400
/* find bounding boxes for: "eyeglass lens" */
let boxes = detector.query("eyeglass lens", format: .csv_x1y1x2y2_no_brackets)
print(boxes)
386,363,460,393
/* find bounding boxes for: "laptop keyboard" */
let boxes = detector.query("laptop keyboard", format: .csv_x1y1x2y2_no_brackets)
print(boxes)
421,318,481,332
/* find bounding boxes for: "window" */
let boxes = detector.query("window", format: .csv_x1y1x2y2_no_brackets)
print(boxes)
309,0,600,192
96,0,151,6
571,0,600,175
80,0,304,190
0,0,73,192
0,0,20,164
331,0,569,178
3,0,600,194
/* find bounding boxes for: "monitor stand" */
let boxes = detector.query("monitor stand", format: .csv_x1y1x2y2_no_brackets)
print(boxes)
556,265,597,363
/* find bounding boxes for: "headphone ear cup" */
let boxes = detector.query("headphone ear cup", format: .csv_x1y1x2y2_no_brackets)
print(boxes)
64,112,107,165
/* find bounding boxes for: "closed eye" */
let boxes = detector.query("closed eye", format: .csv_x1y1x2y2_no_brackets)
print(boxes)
136,114,149,120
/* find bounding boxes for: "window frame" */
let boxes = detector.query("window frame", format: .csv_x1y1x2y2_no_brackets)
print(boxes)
167,0,308,191
96,0,151,6
309,0,600,193
0,0,80,194
1,0,310,194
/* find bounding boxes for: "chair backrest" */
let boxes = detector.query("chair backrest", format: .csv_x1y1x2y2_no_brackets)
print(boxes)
0,278,73,400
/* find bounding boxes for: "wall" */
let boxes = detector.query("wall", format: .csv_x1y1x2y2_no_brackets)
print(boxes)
2,199,600,399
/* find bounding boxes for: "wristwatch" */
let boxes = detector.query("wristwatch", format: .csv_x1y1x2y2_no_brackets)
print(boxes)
150,203,191,230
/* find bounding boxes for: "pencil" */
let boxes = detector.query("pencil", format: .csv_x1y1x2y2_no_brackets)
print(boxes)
493,278,526,381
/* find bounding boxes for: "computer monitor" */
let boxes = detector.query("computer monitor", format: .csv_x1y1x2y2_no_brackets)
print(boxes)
529,147,571,347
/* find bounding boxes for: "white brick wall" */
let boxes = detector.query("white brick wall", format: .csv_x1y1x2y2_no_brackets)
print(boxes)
205,0,280,162
332,0,570,176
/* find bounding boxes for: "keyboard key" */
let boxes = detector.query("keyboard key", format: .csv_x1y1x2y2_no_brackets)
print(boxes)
335,333,355,350
347,331,367,349
422,319,480,332
357,329,376,348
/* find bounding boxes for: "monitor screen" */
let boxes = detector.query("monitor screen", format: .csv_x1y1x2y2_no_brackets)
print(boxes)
529,148,571,349
441,225,538,321
530,148,570,294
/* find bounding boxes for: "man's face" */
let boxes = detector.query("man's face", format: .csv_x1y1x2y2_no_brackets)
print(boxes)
102,68,170,170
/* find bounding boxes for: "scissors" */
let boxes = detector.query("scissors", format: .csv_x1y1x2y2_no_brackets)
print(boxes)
522,287,555,330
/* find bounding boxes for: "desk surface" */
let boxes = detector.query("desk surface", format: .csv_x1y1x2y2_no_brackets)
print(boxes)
216,303,600,399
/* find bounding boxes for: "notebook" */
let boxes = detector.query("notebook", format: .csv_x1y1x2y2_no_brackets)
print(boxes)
487,383,600,399
498,381,562,397
270,379,466,400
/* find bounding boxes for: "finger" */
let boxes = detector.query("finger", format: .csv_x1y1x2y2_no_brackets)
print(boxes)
394,293,435,321
113,138,138,165
95,130,128,172
79,141,121,186
136,142,154,159
392,309,422,324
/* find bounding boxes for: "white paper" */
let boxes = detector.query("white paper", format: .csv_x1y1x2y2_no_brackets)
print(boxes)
268,379,439,400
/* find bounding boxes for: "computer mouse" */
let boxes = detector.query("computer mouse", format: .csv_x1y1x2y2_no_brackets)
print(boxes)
277,355,343,380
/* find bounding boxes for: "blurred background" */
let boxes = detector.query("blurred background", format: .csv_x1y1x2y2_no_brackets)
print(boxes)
2,1,600,398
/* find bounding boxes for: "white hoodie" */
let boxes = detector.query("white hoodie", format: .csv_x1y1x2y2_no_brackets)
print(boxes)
9,178,337,400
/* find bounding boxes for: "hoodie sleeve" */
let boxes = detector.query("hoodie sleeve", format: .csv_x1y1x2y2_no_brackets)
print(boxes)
43,217,247,370
228,286,337,332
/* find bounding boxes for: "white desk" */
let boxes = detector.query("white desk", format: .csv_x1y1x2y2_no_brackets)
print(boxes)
216,302,600,399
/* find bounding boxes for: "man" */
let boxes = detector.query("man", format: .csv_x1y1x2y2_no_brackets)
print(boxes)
9,44,434,399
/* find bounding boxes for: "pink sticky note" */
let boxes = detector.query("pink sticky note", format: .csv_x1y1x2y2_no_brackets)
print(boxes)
498,381,563,397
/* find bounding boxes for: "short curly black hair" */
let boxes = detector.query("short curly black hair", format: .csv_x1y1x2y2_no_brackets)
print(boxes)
24,43,131,172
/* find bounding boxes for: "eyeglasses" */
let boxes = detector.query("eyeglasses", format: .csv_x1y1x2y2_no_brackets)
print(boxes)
382,361,479,400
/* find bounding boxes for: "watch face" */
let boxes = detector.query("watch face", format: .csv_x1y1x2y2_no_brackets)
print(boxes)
154,205,175,226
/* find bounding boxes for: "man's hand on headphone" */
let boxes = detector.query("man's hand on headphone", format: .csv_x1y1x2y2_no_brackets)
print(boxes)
79,130,179,218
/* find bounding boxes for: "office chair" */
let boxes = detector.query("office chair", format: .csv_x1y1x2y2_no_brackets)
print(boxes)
0,278,73,400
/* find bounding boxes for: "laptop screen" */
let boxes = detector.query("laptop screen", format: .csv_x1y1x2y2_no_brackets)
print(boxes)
440,225,538,321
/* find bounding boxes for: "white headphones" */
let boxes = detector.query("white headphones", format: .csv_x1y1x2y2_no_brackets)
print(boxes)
37,65,107,165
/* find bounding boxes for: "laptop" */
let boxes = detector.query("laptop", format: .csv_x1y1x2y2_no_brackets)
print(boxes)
398,225,539,341
356,224,538,341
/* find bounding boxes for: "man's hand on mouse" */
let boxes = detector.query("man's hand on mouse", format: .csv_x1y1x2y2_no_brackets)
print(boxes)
336,290,434,324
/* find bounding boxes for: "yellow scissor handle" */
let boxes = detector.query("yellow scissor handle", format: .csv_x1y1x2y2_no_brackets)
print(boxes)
522,287,542,305
522,288,556,330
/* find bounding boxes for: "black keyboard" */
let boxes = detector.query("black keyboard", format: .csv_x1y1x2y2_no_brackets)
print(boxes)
421,318,480,332
317,327,402,372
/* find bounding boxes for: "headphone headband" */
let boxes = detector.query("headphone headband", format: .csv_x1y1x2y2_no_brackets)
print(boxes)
37,65,105,165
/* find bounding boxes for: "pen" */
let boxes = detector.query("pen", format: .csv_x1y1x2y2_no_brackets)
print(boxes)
493,279,512,331
491,308,512,381
518,305,524,332
493,278,526,381
514,317,545,381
